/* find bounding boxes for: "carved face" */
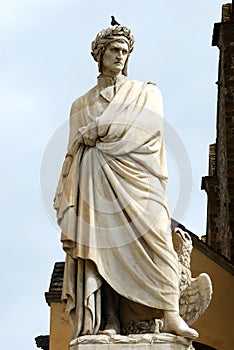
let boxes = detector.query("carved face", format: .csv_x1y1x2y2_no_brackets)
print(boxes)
102,41,129,76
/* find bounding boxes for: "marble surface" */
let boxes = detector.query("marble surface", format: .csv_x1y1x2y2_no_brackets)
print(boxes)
54,24,211,341
70,334,194,350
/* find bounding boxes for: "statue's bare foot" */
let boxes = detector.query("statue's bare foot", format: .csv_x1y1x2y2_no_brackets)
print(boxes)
99,315,120,335
162,311,199,339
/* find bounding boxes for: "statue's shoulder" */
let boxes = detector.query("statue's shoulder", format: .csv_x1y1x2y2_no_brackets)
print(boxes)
130,79,158,89
70,85,98,115
129,79,156,85
145,81,162,97
128,80,162,99
147,81,157,86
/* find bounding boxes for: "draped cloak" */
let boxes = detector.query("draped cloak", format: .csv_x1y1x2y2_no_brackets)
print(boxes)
54,76,179,339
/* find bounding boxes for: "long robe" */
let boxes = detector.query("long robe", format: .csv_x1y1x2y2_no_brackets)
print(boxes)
54,76,179,338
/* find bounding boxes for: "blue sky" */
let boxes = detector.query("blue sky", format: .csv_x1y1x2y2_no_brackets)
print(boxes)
0,1,228,349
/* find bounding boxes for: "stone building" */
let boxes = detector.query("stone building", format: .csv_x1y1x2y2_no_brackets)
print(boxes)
35,4,234,350
202,2,234,263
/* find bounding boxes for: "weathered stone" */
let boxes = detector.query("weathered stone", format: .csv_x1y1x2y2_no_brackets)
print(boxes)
70,334,194,350
202,7,234,263
53,22,206,342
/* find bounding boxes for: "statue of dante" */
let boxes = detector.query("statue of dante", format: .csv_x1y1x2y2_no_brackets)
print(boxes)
54,24,198,340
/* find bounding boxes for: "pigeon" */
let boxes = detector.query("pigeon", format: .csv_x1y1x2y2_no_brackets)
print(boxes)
111,16,120,26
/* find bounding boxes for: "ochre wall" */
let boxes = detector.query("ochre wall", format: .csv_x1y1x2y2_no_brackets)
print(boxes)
49,248,234,350
191,248,234,350
49,302,72,350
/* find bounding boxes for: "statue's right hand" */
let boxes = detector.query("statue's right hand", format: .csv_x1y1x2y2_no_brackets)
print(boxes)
78,121,98,147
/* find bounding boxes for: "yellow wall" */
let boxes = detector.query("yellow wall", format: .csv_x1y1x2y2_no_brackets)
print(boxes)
49,302,72,350
191,248,234,350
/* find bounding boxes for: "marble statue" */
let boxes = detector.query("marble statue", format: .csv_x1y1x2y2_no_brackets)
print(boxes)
54,24,212,344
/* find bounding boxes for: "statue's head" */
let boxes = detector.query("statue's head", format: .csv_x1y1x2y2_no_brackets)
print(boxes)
91,25,135,76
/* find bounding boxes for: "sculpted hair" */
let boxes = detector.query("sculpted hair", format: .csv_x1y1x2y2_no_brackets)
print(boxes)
91,25,135,76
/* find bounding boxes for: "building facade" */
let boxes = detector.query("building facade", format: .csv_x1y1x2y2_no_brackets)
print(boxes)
202,2,234,263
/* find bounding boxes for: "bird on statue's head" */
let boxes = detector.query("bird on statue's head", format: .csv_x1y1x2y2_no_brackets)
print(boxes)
111,15,120,26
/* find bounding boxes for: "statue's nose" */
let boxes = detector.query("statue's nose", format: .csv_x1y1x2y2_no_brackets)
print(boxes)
117,51,123,59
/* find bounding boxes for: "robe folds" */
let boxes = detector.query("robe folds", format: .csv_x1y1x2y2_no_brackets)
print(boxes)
54,78,179,338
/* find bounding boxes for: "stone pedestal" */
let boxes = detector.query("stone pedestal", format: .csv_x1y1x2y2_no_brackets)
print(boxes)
70,334,194,350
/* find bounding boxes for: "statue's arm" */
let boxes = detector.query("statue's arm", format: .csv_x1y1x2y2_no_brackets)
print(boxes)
61,99,83,177
54,99,84,212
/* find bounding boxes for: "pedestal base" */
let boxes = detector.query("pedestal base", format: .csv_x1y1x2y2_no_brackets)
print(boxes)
70,334,194,350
